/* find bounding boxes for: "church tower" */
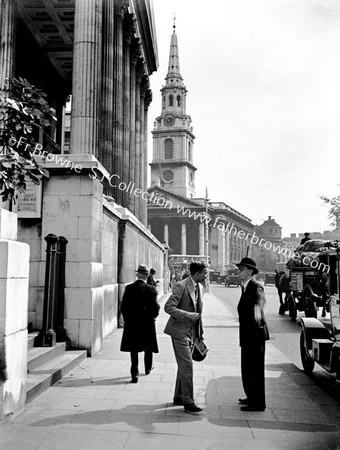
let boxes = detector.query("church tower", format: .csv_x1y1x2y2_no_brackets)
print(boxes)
150,23,196,198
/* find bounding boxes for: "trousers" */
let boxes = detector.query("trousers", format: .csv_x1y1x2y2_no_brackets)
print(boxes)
171,337,194,405
130,351,153,377
241,343,266,408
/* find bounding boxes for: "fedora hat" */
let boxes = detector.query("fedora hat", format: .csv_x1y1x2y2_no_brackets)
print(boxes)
136,264,149,275
235,257,258,274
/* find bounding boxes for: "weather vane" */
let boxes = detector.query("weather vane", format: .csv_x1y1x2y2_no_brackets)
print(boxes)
173,13,176,30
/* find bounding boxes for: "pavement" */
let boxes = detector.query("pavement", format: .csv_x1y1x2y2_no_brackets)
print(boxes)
1,289,340,449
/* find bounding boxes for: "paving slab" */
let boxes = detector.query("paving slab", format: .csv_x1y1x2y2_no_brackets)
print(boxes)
1,290,340,449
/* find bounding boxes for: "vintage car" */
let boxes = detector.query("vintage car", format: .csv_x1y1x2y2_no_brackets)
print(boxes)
264,272,276,286
299,244,340,385
225,269,240,287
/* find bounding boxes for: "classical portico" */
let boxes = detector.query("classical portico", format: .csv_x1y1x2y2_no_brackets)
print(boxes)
0,0,163,358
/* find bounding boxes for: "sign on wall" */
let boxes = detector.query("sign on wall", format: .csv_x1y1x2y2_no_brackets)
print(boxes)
17,179,42,218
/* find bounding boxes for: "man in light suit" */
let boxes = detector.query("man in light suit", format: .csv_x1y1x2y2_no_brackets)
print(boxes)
236,257,269,412
164,261,208,414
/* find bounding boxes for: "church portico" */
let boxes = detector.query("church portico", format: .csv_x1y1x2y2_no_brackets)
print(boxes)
0,0,164,364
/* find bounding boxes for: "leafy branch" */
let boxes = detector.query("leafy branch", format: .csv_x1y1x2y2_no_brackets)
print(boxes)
0,77,56,204
320,188,340,229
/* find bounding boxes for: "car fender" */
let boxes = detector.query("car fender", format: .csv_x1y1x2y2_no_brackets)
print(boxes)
299,318,332,351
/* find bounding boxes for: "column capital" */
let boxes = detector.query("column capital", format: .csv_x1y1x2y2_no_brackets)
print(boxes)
115,0,129,18
140,75,149,98
131,38,141,66
136,59,145,83
144,89,153,109
123,13,136,45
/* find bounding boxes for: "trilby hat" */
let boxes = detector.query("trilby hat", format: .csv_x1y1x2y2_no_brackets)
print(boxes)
235,257,258,274
136,264,149,275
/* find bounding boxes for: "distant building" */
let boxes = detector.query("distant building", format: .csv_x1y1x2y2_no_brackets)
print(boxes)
147,25,254,275
252,216,286,273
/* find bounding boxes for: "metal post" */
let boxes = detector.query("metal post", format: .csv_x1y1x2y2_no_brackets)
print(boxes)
36,234,58,347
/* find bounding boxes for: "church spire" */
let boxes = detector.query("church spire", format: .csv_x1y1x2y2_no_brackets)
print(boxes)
166,17,183,84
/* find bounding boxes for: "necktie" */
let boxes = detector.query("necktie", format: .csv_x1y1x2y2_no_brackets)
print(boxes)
195,285,200,312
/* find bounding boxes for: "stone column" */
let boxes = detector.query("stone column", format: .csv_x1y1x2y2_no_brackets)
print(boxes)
134,59,144,220
128,40,138,213
112,1,128,204
181,222,187,255
71,0,102,156
199,222,205,255
143,88,152,223
164,223,169,245
0,0,15,92
122,14,135,207
139,75,148,225
98,0,114,188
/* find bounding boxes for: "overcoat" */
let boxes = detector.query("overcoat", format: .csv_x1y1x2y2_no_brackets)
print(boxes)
237,278,269,347
120,280,160,353
164,277,203,340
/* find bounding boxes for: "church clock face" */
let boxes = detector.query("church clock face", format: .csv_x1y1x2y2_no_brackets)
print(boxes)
164,113,175,126
162,170,174,183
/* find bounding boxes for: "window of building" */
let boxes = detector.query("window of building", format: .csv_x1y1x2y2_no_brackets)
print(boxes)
187,142,192,161
162,96,166,109
164,138,174,159
169,95,173,106
176,95,181,106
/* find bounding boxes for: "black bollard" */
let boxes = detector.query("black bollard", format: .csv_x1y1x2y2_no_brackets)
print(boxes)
36,234,59,347
55,236,71,347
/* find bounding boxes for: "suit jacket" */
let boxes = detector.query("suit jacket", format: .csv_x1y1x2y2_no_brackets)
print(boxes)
120,280,160,353
237,279,269,347
164,277,203,340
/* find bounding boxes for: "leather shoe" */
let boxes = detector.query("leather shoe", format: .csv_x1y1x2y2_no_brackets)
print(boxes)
184,403,202,414
240,405,265,412
145,366,154,375
238,398,249,405
130,377,138,383
173,398,183,406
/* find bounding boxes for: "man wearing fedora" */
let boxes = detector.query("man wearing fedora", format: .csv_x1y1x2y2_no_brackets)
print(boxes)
236,257,269,412
120,264,160,383
164,261,208,414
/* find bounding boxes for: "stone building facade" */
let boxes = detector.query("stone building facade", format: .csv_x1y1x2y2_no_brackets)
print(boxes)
147,26,254,275
0,0,164,356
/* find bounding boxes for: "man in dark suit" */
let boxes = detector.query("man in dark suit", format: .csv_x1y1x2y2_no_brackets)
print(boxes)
300,232,311,245
120,264,160,383
236,257,269,412
164,261,208,414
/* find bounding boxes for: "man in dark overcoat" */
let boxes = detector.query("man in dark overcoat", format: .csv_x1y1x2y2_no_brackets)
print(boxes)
164,261,208,414
120,264,160,383
236,257,269,411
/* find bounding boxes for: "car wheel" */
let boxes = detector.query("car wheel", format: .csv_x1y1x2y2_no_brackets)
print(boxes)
300,331,315,374
304,285,318,319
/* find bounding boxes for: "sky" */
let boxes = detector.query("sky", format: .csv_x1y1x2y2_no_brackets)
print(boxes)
147,0,340,237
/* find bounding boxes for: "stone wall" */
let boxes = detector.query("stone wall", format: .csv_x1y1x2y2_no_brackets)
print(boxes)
17,162,165,356
0,209,29,418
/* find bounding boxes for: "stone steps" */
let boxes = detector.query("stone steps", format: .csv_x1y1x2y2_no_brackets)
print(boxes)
26,332,87,404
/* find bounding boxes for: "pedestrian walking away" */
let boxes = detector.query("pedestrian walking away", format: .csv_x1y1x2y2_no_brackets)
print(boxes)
164,261,208,414
236,257,269,412
120,264,160,383
147,268,159,288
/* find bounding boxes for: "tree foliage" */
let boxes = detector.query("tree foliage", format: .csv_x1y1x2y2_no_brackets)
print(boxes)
320,190,340,229
0,77,56,204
